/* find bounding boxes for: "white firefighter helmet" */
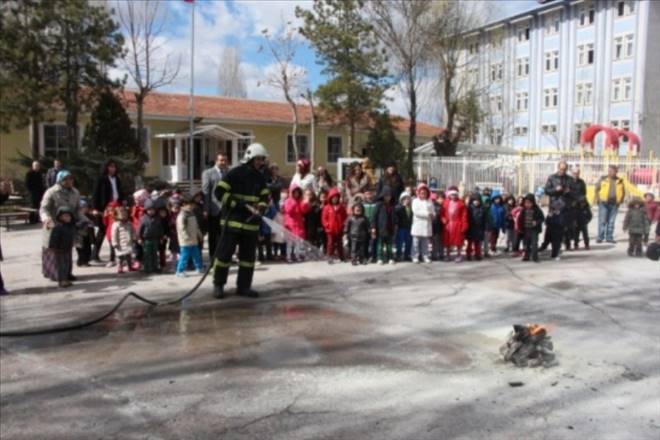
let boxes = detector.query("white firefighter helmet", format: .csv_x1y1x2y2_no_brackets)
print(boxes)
242,143,269,163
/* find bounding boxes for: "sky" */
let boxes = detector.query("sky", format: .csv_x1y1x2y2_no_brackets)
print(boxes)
109,0,541,125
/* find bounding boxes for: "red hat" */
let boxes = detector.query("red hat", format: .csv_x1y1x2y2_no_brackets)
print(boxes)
416,183,430,197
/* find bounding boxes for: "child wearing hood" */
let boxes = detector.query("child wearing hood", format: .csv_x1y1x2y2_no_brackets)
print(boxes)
431,191,445,261
488,194,506,254
168,196,181,265
345,202,371,265
322,187,347,262
176,196,204,276
284,185,310,263
139,199,164,273
503,195,517,253
394,192,413,261
47,207,76,287
574,196,593,250
623,198,650,257
131,189,149,268
362,189,378,262
372,185,397,264
75,198,95,267
156,200,170,270
511,196,525,256
520,193,544,262
442,186,468,262
411,183,434,263
102,200,121,267
546,199,565,261
643,193,658,245
111,206,137,274
466,192,487,261
304,189,324,250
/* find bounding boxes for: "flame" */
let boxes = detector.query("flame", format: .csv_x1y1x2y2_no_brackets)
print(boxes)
528,324,547,336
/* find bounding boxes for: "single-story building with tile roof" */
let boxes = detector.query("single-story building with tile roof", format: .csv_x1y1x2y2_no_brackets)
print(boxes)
0,90,442,181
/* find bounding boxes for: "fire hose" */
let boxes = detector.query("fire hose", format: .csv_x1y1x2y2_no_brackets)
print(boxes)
0,204,242,338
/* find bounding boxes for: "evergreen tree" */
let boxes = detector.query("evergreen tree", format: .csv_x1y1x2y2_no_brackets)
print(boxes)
82,90,140,157
0,0,59,155
296,0,389,154
366,111,405,170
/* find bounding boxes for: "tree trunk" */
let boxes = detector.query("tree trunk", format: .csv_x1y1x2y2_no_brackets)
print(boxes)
136,92,145,152
407,73,417,178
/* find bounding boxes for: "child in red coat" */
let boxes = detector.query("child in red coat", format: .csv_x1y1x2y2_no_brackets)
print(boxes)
284,185,310,263
442,186,468,262
322,187,347,262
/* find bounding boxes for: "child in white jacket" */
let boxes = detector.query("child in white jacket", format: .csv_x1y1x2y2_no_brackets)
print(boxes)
411,183,434,263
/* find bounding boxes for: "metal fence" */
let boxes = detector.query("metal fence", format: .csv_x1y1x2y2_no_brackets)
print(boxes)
414,155,660,200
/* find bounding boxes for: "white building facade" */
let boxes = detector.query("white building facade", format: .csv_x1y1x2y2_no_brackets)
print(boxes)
459,0,660,156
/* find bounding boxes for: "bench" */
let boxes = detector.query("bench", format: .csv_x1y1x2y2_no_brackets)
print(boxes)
0,211,30,231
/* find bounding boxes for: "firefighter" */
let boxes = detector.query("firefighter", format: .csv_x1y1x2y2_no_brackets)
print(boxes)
212,143,270,299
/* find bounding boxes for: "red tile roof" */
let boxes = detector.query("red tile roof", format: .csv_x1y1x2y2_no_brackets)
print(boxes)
120,90,442,138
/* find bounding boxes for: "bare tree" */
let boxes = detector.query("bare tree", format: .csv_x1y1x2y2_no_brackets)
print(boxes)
259,23,307,161
218,47,247,98
430,0,490,155
117,0,181,154
367,0,438,175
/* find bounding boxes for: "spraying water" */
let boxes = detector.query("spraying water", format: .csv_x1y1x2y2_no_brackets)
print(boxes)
260,215,327,262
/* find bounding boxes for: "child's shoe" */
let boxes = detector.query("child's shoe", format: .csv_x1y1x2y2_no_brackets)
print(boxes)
351,259,358,266
378,259,385,265
106,261,116,268
117,265,125,274
361,259,368,265
58,280,72,288
176,272,187,278
412,257,419,263
554,256,561,261
423,257,432,263
454,255,463,263
388,259,395,265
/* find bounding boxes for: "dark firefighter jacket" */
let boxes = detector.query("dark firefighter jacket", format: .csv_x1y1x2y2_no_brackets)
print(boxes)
214,163,269,234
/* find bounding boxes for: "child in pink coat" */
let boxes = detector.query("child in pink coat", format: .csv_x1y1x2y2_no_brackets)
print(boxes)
284,185,310,263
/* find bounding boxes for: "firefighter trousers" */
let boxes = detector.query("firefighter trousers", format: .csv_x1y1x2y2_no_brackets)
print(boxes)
213,230,258,291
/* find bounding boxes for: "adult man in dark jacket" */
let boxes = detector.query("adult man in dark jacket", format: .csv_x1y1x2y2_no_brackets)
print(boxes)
92,160,124,262
46,159,62,188
201,153,228,260
213,144,269,299
541,161,576,250
25,161,46,223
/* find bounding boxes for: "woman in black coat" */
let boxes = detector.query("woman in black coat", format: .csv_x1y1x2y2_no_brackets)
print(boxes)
92,160,125,262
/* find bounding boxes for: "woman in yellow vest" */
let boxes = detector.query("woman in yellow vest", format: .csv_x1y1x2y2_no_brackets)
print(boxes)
594,165,625,243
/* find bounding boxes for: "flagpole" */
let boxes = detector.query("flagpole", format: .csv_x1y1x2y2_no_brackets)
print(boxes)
188,0,195,187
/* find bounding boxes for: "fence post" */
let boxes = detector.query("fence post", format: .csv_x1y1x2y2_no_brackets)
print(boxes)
461,156,467,188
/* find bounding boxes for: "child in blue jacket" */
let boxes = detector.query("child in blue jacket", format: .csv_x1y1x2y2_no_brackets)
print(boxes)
488,194,507,253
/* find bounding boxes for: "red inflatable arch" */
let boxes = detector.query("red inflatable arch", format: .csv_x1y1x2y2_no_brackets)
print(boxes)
616,129,641,155
579,124,620,152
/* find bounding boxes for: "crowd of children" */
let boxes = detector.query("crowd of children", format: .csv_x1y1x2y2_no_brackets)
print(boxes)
42,176,659,289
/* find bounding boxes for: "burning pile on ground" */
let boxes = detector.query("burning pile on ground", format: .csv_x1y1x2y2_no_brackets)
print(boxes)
500,324,556,367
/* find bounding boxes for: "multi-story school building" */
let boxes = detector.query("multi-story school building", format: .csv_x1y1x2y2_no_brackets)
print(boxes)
455,0,659,155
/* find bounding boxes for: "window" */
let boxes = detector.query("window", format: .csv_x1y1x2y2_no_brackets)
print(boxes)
545,51,559,72
610,119,631,132
617,1,635,17
614,34,634,60
578,4,595,27
161,139,176,166
490,62,503,82
286,134,309,163
468,42,479,55
517,26,530,42
577,43,594,66
489,95,503,113
491,36,503,50
545,14,560,35
574,122,592,144
542,124,558,136
514,126,528,137
236,132,251,161
468,66,479,86
327,136,342,163
543,88,558,108
575,82,593,106
489,128,503,145
515,92,529,111
612,77,632,102
516,57,529,77
43,124,69,158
